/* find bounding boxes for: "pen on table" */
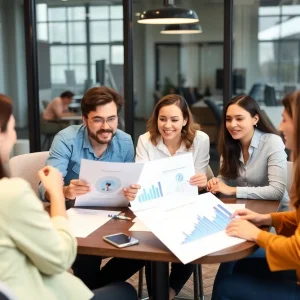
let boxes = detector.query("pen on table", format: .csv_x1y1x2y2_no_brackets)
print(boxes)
108,214,132,221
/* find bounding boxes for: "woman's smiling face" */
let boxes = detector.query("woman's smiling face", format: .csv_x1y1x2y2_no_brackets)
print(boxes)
157,104,187,143
225,103,258,143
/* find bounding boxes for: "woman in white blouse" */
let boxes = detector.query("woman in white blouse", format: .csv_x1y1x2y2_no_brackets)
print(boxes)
207,95,288,207
136,94,210,300
0,93,137,300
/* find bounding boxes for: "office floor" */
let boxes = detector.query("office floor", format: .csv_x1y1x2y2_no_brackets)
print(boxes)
125,263,219,300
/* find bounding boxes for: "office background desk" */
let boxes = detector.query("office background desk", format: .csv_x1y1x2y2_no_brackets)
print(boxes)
61,115,82,125
76,197,280,300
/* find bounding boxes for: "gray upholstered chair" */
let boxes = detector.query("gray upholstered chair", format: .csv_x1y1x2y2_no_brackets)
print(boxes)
264,85,277,106
9,151,49,195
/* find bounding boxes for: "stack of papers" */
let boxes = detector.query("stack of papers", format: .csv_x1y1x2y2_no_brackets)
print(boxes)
67,208,121,238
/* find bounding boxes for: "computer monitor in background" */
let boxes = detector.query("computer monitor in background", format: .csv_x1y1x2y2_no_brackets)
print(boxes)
96,59,105,85
233,69,246,94
216,68,246,93
216,69,224,90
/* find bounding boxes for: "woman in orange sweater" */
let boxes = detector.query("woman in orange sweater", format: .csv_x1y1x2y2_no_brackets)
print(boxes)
212,91,300,299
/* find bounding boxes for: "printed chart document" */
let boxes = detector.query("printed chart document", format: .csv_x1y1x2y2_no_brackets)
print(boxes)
75,159,144,207
131,153,198,210
128,203,245,232
67,208,121,238
132,193,245,264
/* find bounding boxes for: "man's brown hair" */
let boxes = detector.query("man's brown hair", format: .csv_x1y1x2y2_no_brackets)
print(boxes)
81,86,124,118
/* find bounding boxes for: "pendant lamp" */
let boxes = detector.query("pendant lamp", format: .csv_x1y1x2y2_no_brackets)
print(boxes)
138,0,199,25
161,23,202,34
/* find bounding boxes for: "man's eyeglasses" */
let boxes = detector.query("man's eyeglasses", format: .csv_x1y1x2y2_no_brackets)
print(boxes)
88,116,118,125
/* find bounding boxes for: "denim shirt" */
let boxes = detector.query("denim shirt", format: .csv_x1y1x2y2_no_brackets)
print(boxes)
38,125,134,200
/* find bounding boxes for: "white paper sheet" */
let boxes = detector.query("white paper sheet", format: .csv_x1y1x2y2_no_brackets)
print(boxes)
131,153,198,210
226,204,246,210
67,208,121,238
75,159,144,206
129,220,150,232
132,192,245,264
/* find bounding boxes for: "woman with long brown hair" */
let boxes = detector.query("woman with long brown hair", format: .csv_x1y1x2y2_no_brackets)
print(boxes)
136,94,210,299
0,94,137,300
207,95,288,207
212,91,300,299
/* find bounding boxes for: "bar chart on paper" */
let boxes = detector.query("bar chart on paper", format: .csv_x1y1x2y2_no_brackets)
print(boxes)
138,182,164,202
182,204,232,244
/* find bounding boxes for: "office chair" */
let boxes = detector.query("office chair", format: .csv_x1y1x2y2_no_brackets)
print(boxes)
248,83,262,102
42,100,49,110
153,91,162,105
284,85,296,95
181,88,197,106
264,85,277,106
9,151,49,195
39,112,66,150
204,99,222,128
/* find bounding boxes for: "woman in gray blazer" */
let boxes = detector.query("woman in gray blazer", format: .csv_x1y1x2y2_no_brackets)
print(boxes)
207,95,288,298
207,95,288,207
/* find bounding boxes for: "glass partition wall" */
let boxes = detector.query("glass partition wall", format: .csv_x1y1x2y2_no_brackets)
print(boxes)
133,0,225,121
132,0,225,174
0,0,29,156
23,0,299,155
36,1,124,150
233,0,300,131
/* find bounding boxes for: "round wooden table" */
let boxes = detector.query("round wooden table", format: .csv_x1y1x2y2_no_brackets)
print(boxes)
75,197,280,300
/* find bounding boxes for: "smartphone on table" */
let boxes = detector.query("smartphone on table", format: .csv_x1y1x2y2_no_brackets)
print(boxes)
103,233,139,248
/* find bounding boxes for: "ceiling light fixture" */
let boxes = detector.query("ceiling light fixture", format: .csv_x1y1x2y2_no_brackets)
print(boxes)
138,0,199,25
161,23,202,34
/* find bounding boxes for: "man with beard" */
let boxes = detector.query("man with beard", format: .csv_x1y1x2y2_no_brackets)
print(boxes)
38,86,144,290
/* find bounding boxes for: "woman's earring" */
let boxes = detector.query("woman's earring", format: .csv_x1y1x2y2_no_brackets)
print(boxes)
254,123,257,127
